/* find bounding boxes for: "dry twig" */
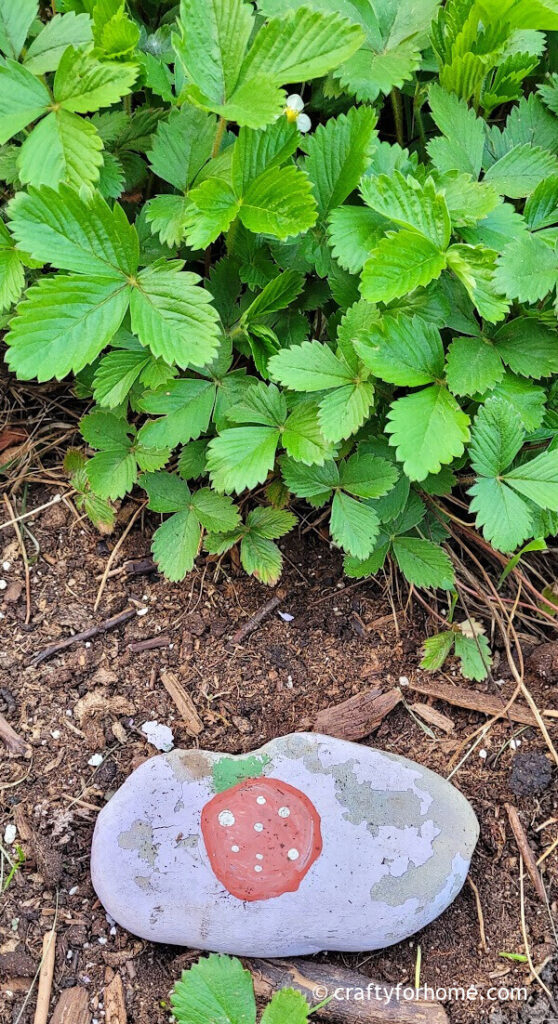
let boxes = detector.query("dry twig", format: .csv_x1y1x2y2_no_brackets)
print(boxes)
33,928,56,1024
29,607,136,666
505,804,547,903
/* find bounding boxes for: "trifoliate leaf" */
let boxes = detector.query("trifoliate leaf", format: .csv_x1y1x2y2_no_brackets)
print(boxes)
138,379,215,449
17,109,104,190
360,172,451,249
0,0,37,60
53,46,138,113
354,316,444,386
207,426,279,493
330,490,380,559
304,106,377,218
5,274,129,381
454,632,492,681
427,83,486,178
8,184,139,278
147,105,215,191
0,60,50,143
24,13,93,74
386,385,470,481
420,631,455,671
445,336,504,396
361,231,447,304
130,263,221,369
392,536,455,590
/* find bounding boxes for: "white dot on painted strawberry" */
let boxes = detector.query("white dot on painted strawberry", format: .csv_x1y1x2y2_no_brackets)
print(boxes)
218,811,235,827
287,848,299,861
254,823,264,832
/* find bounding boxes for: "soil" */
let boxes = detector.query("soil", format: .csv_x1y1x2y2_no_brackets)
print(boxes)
0,486,557,1024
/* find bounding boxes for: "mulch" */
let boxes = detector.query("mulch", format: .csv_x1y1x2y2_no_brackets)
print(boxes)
1,487,557,1024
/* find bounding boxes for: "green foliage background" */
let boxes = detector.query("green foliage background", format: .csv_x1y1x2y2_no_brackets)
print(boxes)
3,0,558,671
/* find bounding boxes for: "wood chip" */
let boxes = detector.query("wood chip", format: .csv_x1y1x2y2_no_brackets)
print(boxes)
50,986,90,1024
312,688,401,741
160,670,204,736
411,702,455,734
104,972,126,1024
0,712,30,756
408,678,540,726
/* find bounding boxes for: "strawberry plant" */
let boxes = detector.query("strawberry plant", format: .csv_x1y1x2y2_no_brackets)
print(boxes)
171,953,325,1023
4,1,558,678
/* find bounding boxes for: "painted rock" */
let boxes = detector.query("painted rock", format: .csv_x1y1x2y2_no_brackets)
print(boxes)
91,733,479,955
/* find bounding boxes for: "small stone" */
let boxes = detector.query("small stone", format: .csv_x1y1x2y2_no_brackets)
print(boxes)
4,823,16,845
88,754,104,767
141,721,173,752
92,732,478,956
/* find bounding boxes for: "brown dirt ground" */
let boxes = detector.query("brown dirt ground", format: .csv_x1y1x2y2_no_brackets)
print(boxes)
0,486,557,1024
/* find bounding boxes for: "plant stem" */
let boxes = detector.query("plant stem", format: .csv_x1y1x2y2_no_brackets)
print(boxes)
391,87,405,148
211,116,227,159
413,93,427,163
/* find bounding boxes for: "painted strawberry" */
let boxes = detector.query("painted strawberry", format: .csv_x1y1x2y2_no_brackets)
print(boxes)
201,776,322,902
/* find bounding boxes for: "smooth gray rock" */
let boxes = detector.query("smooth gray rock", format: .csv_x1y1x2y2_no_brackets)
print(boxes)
91,732,479,955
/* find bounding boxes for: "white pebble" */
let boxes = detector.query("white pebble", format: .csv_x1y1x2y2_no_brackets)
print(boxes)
141,721,174,751
0,580,7,590
399,675,409,687
2,561,11,571
4,824,16,845
85,641,91,648
278,611,294,621
69,885,78,895
51,729,61,740
137,607,148,617
88,753,103,767
479,749,487,759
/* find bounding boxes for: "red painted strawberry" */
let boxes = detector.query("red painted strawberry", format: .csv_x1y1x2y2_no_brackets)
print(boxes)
201,777,322,902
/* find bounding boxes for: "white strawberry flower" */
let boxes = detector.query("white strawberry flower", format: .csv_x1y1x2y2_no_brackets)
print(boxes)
284,94,312,133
